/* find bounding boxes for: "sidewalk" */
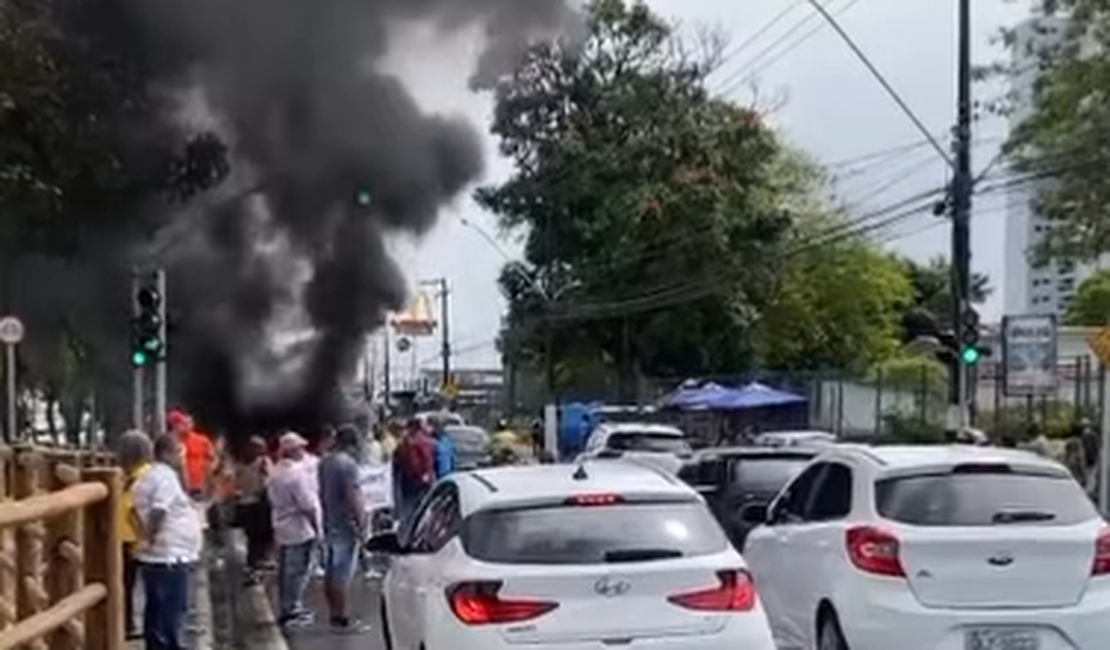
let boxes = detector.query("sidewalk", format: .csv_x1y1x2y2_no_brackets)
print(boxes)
282,575,384,650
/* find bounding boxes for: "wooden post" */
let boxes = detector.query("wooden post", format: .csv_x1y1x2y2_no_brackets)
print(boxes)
82,467,122,650
13,447,43,622
50,452,83,650
0,445,12,631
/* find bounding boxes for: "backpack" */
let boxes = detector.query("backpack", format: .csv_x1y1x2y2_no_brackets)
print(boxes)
396,435,434,487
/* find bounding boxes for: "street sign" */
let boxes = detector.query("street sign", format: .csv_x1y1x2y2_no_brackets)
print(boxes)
0,316,24,344
1088,324,1110,365
1001,314,1057,396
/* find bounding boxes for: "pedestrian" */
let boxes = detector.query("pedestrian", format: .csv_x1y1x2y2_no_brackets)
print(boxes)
317,424,370,633
307,425,333,579
267,432,320,628
116,429,154,641
432,420,457,479
393,420,435,524
131,433,203,650
237,435,274,583
169,409,215,501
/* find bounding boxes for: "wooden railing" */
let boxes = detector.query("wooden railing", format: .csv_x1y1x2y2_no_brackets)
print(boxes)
0,445,123,650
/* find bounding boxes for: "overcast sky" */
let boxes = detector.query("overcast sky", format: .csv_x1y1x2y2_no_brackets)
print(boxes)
379,0,1032,373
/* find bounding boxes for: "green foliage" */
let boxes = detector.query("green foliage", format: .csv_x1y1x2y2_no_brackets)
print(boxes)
869,354,946,389
1001,3,1110,265
875,411,945,445
897,255,991,325
1063,268,1110,326
486,0,910,383
754,227,913,371
980,399,1085,441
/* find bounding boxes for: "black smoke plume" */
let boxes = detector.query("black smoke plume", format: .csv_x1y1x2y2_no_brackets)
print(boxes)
7,0,578,441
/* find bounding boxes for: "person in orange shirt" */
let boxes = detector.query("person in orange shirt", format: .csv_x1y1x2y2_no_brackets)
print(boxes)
169,408,215,501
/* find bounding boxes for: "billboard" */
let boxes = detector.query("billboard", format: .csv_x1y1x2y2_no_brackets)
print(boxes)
1001,314,1057,396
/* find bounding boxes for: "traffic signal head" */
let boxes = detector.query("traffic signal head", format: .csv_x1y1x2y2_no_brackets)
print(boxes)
959,345,981,365
137,287,160,310
132,282,164,366
355,187,371,206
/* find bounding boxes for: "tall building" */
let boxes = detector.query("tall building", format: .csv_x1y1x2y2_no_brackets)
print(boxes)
1003,16,1080,317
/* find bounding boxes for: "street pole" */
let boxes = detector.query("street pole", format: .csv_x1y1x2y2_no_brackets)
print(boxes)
949,0,973,431
5,342,15,443
438,278,450,387
382,327,391,412
131,268,144,431
154,268,167,436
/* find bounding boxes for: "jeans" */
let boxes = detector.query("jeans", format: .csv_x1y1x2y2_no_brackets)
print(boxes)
122,545,140,635
277,540,314,619
323,533,359,585
141,562,191,650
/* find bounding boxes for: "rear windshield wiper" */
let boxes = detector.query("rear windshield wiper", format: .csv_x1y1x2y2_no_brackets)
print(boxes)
603,548,684,563
991,510,1056,524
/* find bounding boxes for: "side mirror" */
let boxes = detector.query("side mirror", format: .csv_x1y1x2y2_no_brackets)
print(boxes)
365,531,403,554
741,504,768,524
597,449,623,459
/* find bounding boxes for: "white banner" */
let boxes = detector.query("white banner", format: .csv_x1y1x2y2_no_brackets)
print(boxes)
1002,314,1058,396
358,462,393,513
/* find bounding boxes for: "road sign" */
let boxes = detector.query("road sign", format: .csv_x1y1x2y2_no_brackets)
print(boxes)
1001,314,1057,396
1088,324,1110,365
0,316,24,344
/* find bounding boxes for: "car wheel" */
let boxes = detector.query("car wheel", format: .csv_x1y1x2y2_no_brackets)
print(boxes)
818,610,849,650
380,601,393,650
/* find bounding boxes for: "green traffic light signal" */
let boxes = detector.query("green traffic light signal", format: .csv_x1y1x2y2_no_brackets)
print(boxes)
960,345,981,365
131,350,149,367
355,188,371,206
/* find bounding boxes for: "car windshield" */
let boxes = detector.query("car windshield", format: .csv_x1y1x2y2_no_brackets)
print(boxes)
730,457,810,493
461,500,728,564
445,426,488,451
607,432,690,453
875,468,1098,526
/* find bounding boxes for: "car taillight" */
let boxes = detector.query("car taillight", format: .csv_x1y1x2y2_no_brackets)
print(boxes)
1092,527,1110,576
446,581,558,625
846,526,904,577
667,570,756,611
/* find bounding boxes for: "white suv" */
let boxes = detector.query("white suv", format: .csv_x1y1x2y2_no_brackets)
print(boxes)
368,460,776,650
578,422,692,474
743,444,1110,650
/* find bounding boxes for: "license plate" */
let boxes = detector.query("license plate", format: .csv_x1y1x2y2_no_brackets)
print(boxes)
965,629,1040,650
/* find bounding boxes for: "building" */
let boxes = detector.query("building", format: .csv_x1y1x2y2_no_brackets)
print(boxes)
1003,16,1081,317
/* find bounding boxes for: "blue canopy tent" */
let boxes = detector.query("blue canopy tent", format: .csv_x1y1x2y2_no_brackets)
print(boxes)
724,382,807,409
661,382,737,410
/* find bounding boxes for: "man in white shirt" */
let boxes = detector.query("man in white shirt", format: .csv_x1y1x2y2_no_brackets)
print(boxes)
268,432,321,627
131,433,202,650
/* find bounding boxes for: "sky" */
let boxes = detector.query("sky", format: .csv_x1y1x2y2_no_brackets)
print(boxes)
376,0,1033,375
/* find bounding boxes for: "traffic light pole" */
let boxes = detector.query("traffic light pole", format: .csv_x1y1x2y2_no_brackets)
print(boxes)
949,0,973,431
154,269,167,436
131,268,144,431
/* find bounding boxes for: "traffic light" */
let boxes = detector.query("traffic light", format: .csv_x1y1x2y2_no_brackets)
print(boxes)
354,186,371,206
131,286,163,367
959,306,981,365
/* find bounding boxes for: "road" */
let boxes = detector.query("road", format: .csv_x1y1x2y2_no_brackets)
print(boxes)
282,574,386,650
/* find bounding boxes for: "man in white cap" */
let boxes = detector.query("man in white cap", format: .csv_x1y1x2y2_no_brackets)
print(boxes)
267,431,321,628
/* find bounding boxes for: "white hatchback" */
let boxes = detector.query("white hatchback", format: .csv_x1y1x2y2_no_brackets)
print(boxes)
368,461,776,650
743,444,1110,650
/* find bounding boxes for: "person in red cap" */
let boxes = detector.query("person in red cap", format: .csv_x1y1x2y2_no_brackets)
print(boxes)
169,409,215,501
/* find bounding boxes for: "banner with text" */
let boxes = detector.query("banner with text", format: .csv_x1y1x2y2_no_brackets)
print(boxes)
1002,314,1058,396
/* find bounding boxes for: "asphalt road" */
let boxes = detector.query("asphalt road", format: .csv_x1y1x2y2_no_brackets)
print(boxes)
282,574,386,650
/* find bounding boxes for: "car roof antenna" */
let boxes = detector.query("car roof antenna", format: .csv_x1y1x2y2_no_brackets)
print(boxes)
572,463,589,480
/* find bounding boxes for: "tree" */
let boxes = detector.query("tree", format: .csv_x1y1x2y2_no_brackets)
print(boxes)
481,0,796,384
1000,3,1110,265
753,221,913,371
1063,269,1110,326
898,256,991,325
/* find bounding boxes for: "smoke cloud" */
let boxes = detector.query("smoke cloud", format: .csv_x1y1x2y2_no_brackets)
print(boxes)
11,0,578,440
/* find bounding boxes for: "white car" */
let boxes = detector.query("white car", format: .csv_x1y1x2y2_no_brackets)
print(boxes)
368,461,776,650
578,422,693,474
742,444,1110,650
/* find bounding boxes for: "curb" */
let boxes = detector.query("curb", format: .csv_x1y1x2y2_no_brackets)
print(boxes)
242,583,289,650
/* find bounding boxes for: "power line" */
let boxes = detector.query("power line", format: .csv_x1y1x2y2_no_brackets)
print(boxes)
707,1,808,77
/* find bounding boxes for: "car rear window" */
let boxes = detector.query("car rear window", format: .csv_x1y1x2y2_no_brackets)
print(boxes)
608,432,691,453
461,500,728,564
875,469,1098,526
730,457,810,493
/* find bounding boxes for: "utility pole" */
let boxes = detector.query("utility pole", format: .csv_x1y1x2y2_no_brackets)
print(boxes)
154,268,167,436
949,0,973,430
438,278,450,387
130,269,144,431
382,328,391,412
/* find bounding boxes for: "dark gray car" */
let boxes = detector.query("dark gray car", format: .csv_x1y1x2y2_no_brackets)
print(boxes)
443,425,491,470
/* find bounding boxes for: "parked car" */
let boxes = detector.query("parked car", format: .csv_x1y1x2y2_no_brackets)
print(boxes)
578,422,692,474
743,444,1110,650
677,447,819,550
414,410,465,429
442,425,492,470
